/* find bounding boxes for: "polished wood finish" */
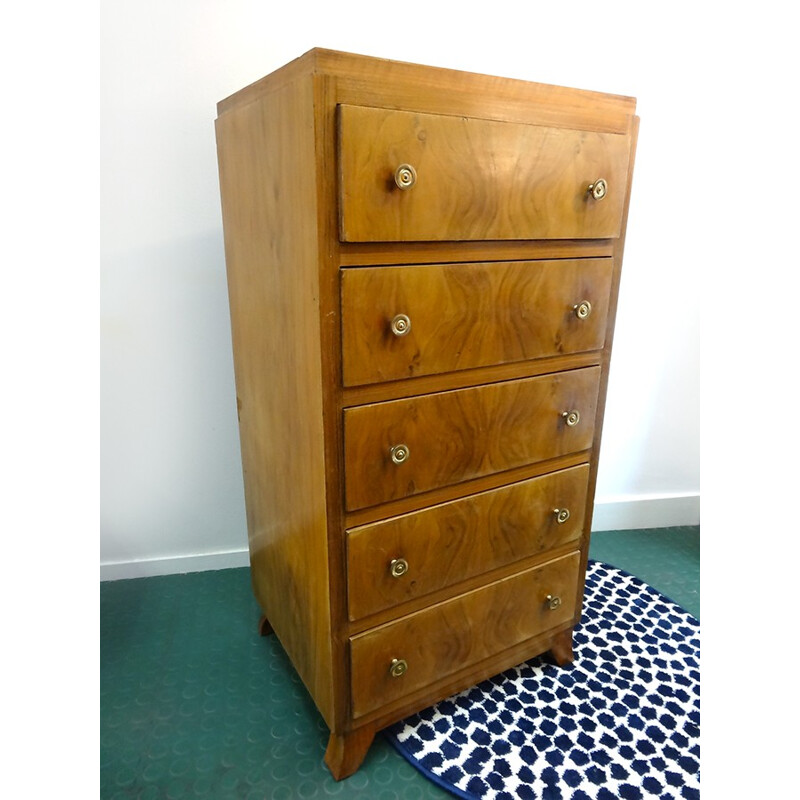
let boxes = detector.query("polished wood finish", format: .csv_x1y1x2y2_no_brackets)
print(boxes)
215,72,335,727
218,50,636,134
339,238,612,267
346,464,589,621
216,49,638,779
548,627,575,666
324,725,376,781
341,258,613,386
345,451,590,529
343,350,603,408
350,551,581,718
354,621,576,731
343,367,600,510
339,105,631,242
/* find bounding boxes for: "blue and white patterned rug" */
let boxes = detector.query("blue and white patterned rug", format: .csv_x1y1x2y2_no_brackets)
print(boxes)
385,561,700,800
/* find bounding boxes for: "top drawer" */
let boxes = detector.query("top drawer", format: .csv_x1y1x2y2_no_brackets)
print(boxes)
338,105,631,242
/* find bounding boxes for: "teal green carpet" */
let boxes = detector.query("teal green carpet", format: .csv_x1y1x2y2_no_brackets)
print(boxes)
100,526,699,799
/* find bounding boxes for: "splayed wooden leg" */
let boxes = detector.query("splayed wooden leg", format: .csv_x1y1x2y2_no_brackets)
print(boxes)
549,627,574,666
257,614,273,637
324,726,376,780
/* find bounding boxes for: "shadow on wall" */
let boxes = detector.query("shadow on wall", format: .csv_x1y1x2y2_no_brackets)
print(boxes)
596,265,700,506
101,230,247,570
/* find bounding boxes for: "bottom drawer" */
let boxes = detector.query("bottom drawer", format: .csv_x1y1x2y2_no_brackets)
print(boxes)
349,551,580,718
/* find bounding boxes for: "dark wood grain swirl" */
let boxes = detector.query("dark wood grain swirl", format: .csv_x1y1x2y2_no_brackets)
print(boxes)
346,464,590,620
341,258,612,386
338,105,631,242
349,551,581,717
343,367,600,511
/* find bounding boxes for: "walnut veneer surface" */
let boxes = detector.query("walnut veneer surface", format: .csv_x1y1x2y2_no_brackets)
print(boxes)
215,48,638,780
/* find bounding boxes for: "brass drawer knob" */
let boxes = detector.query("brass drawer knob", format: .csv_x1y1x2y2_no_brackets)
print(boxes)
389,444,410,464
390,313,411,336
562,410,581,427
394,163,417,190
554,508,570,524
389,658,408,678
587,178,607,200
545,594,562,611
389,558,409,578
574,301,592,320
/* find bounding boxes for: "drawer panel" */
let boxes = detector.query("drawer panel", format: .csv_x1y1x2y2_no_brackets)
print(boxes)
350,551,581,718
341,258,613,386
347,464,589,621
338,105,631,242
343,366,600,511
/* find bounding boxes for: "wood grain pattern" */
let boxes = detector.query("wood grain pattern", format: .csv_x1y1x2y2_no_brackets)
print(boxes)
219,49,636,136
339,105,631,242
344,452,590,530
216,49,638,779
341,258,613,386
324,725,376,781
346,464,589,620
215,75,335,727
343,366,600,510
352,620,575,730
309,72,352,738
349,551,581,717
342,351,602,408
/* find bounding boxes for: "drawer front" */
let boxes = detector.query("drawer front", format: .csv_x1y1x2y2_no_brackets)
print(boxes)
338,105,631,242
347,464,589,621
343,366,600,511
350,551,580,717
341,258,612,386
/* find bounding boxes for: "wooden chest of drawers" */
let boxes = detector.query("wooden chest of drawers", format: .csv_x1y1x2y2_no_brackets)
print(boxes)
215,48,638,780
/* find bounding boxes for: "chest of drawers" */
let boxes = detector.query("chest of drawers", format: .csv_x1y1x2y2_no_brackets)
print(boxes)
215,48,638,779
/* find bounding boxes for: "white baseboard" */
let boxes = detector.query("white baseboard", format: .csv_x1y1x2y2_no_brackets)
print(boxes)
591,492,700,532
100,494,699,581
100,547,250,581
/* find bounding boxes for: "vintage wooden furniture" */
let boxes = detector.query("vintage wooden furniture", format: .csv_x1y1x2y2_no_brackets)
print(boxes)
215,48,638,779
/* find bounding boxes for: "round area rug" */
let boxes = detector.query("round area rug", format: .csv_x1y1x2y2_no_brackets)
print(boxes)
385,561,700,800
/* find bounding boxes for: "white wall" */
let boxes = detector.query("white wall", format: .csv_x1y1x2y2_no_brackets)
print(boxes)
100,0,704,579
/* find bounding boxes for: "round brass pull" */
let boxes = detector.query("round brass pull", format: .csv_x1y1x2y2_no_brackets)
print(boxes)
389,558,409,578
562,410,581,427
389,444,410,465
554,508,570,524
587,178,607,200
574,301,592,320
545,594,562,611
389,658,408,678
390,313,411,337
394,164,417,190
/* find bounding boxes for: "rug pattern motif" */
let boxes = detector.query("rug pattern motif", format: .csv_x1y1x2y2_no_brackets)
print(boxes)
387,562,700,800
